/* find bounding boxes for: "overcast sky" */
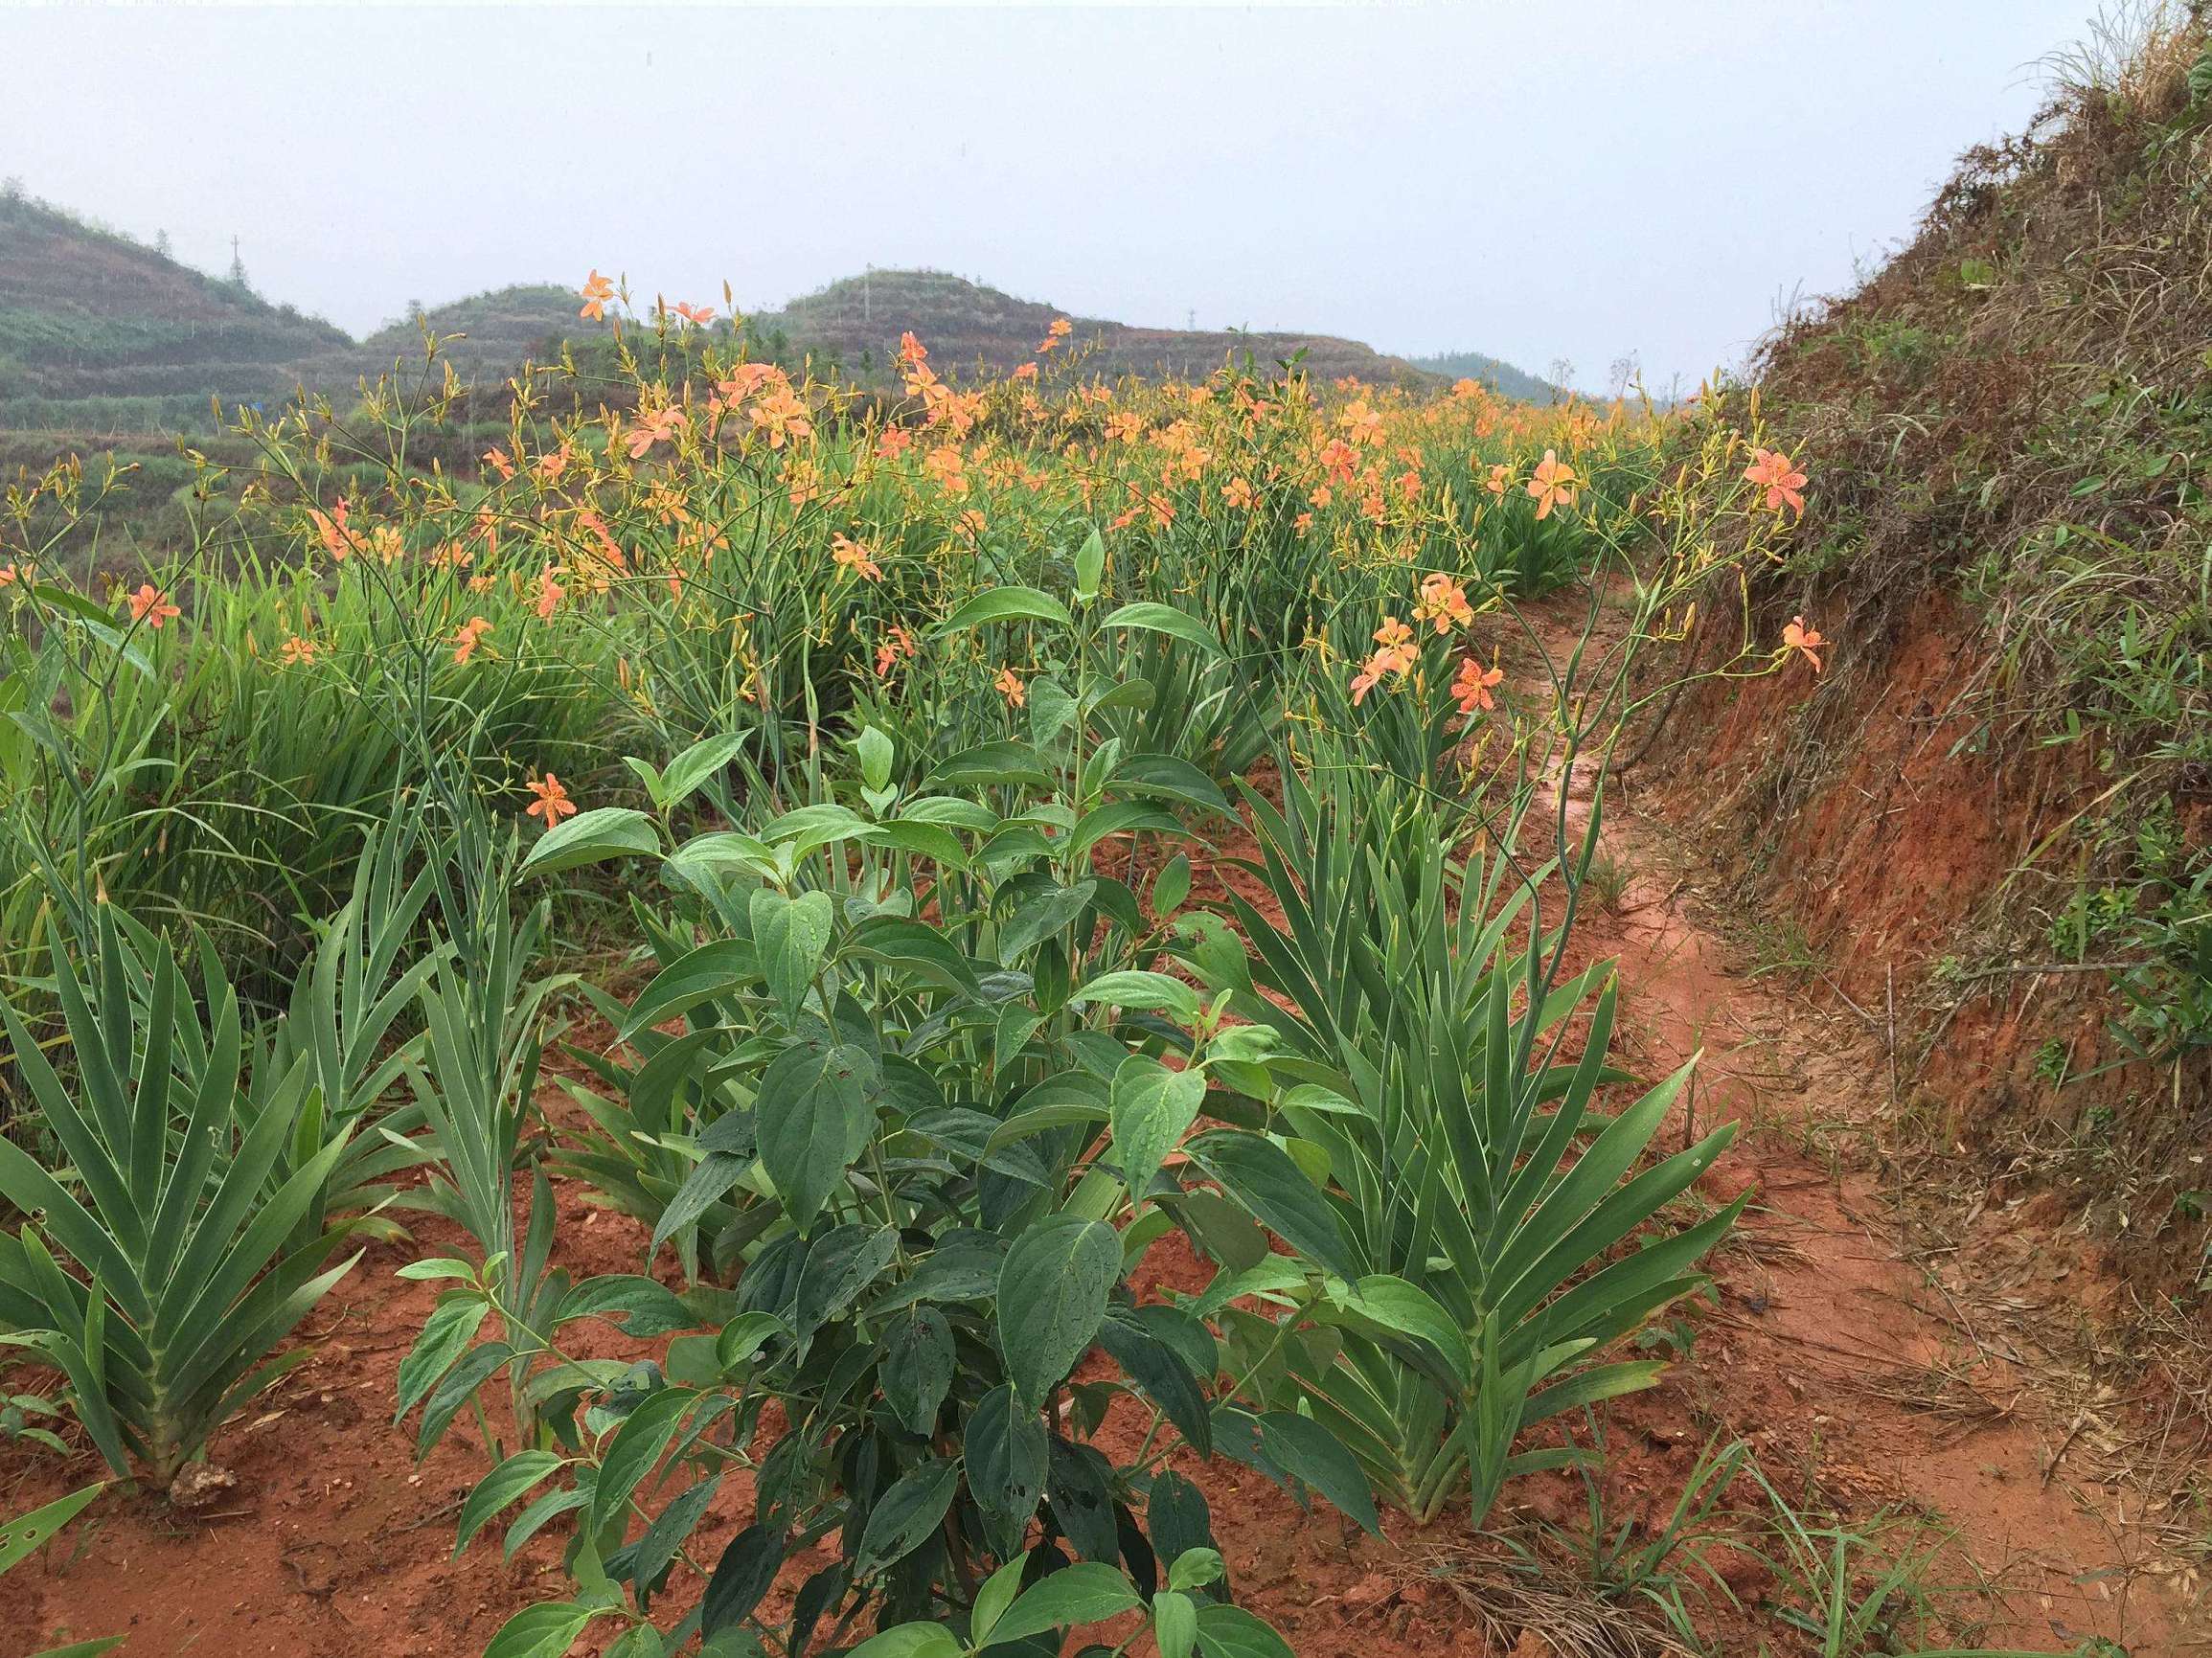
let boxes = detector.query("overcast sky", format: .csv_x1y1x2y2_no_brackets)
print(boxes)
2,1,2100,391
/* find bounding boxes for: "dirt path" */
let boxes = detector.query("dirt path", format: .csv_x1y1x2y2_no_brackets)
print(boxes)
1513,589,2195,1653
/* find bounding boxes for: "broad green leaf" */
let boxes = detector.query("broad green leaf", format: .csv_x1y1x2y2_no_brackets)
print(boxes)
589,1386,699,1532
854,1458,961,1578
1073,970,1204,1024
518,806,660,878
935,585,1073,632
455,1452,565,1556
482,1601,604,1658
1194,1603,1295,1658
1109,1057,1206,1198
1182,1129,1357,1280
997,1215,1120,1405
750,888,833,1019
1099,601,1225,660
1333,1275,1471,1390
1074,525,1106,600
655,732,747,810
987,1561,1144,1647
700,1523,787,1635
755,1040,874,1227
1154,1589,1198,1658
395,1297,488,1422
844,1626,961,1658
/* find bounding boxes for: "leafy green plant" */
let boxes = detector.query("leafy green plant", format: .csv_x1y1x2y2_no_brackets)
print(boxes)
0,910,361,1488
406,580,1357,1656
1178,743,1742,1524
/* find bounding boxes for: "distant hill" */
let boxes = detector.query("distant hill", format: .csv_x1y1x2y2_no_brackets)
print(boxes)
1406,349,1562,404
0,190,351,428
752,269,1436,388
342,284,601,386
1,191,1557,434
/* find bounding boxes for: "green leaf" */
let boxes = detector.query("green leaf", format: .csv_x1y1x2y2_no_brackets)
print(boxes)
1109,1057,1206,1198
855,1457,962,1578
589,1386,699,1533
750,888,833,1019
1099,601,1225,659
1074,526,1106,601
700,1523,787,1636
966,1383,1047,1552
1168,1547,1225,1592
856,726,895,792
1154,1589,1198,1658
519,806,660,878
1194,1603,1294,1658
1333,1275,1471,1391
1152,853,1191,918
482,1601,604,1658
881,1307,955,1436
969,1553,1028,1647
927,740,1052,792
755,1040,875,1228
655,732,748,810
395,1297,489,1422
1182,1130,1357,1280
998,1215,1121,1405
844,1626,962,1658
988,1561,1144,1647
455,1452,565,1556
1071,970,1203,1024
0,1483,104,1574
935,585,1073,633
716,1310,787,1371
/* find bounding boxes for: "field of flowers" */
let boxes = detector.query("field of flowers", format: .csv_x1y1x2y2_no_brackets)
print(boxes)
0,278,1820,1657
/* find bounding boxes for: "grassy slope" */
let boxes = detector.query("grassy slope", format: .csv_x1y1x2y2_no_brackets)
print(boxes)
1406,349,1562,403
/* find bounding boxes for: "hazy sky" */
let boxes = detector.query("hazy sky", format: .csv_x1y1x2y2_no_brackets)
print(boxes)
3,1,2100,390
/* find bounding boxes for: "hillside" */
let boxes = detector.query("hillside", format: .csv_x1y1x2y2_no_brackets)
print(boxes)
750,268,1438,388
342,284,602,385
1652,20,2212,1298
1406,348,1562,403
0,189,350,428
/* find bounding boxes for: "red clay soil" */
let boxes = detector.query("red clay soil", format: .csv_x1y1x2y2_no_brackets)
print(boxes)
1,600,2203,1656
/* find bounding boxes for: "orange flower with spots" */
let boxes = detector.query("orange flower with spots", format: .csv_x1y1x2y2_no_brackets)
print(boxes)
280,634,322,667
579,270,615,321
875,623,917,678
1526,450,1578,520
832,534,884,582
525,773,579,827
1222,476,1256,511
876,424,914,460
1484,463,1512,498
126,583,180,629
1782,615,1825,672
1451,655,1504,714
1414,573,1474,634
451,616,493,665
994,667,1026,708
627,403,688,460
536,565,566,620
1350,615,1420,705
1744,447,1808,513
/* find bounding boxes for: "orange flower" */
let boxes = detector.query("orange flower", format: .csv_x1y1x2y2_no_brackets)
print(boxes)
525,773,579,827
1744,447,1808,513
0,562,19,588
1526,449,1579,520
536,444,573,485
536,565,566,620
483,446,515,481
1350,615,1420,705
1782,615,1825,672
752,387,813,448
126,583,180,629
1317,438,1359,486
451,616,493,665
1484,464,1511,498
897,330,929,369
832,534,884,581
1309,483,1333,509
1293,511,1313,534
627,404,688,460
1222,476,1256,511
994,666,1026,708
924,444,969,494
1414,573,1474,634
1037,316,1073,354
875,623,917,677
579,270,614,321
1011,360,1038,382
309,497,364,559
877,424,914,460
1451,655,1504,714
280,634,322,667
673,301,717,326
1339,399,1384,448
